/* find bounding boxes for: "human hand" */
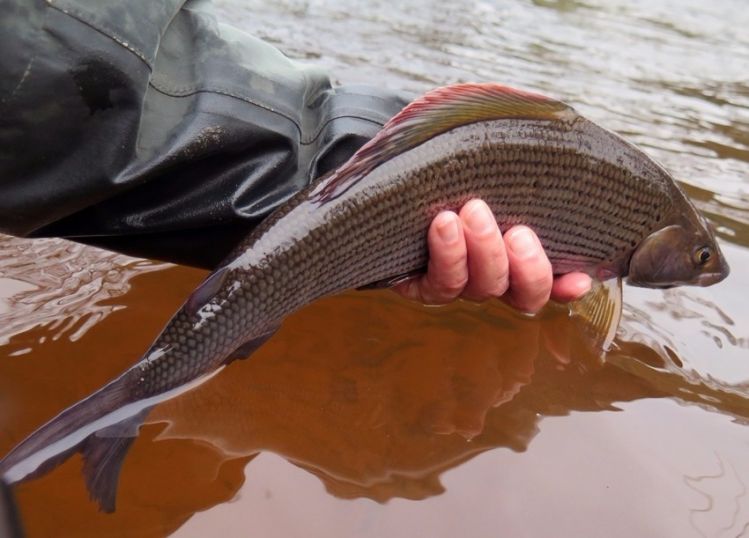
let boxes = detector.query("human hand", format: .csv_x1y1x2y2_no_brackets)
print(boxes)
392,199,592,312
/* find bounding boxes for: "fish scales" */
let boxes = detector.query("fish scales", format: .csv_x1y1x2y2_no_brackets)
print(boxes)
0,84,729,512
81,118,683,399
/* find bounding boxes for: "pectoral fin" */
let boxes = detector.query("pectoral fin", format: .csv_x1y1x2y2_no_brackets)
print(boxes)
569,277,622,354
186,267,229,317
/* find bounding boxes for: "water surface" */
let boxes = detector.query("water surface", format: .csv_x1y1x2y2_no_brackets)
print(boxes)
2,0,749,536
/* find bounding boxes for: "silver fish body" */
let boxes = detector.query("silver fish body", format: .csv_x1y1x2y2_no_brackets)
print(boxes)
0,84,729,511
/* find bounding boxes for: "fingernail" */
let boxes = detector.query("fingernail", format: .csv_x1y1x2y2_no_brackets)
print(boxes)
576,276,593,295
465,201,494,235
507,227,537,259
437,214,459,244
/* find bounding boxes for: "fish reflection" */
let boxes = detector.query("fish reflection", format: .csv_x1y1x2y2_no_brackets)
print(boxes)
5,286,749,536
0,479,22,538
149,296,541,502
140,292,749,505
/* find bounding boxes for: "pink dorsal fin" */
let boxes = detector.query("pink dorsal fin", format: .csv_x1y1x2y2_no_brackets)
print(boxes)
312,83,575,202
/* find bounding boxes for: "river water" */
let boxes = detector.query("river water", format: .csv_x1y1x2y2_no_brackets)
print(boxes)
1,0,748,536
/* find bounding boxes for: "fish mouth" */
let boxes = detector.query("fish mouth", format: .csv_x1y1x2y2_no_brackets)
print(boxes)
627,269,729,289
696,270,729,287
696,255,731,286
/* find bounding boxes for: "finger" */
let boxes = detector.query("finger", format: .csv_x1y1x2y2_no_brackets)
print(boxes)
459,200,509,301
503,226,553,313
550,272,592,302
421,211,469,303
396,211,468,304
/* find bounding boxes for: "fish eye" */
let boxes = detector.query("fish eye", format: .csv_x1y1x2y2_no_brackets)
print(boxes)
695,246,712,265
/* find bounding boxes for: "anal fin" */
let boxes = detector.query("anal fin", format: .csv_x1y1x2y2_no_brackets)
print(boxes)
569,277,623,354
226,325,280,362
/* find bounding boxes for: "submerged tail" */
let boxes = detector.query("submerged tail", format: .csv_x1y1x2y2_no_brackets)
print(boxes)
0,372,147,512
0,322,278,513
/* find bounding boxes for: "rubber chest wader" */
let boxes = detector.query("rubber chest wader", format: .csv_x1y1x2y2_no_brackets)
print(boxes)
0,0,410,268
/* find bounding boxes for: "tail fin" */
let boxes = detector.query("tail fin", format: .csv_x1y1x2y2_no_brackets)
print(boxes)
80,409,150,512
0,373,146,513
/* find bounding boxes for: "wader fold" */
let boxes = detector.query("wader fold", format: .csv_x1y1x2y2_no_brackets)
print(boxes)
0,0,410,267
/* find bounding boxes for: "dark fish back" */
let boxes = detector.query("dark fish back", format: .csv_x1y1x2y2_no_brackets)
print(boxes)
237,116,677,310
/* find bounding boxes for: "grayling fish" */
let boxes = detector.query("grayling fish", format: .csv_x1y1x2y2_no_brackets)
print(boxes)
0,83,729,512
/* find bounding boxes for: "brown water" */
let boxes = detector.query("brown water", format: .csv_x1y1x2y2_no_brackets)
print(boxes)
2,0,749,536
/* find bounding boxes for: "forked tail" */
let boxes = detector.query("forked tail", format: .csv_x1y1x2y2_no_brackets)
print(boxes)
0,372,147,512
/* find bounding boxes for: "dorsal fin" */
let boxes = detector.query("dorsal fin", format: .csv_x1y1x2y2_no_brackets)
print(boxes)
312,83,576,202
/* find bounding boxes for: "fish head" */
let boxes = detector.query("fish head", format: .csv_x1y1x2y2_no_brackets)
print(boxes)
627,219,730,288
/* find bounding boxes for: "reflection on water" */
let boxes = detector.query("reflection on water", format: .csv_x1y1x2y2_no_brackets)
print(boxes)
0,236,167,349
2,0,749,536
2,262,749,536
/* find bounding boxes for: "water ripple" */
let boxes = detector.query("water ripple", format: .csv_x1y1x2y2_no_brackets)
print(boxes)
0,235,169,350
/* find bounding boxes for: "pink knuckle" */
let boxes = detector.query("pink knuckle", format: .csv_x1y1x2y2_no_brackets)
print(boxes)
437,276,468,296
444,252,468,268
